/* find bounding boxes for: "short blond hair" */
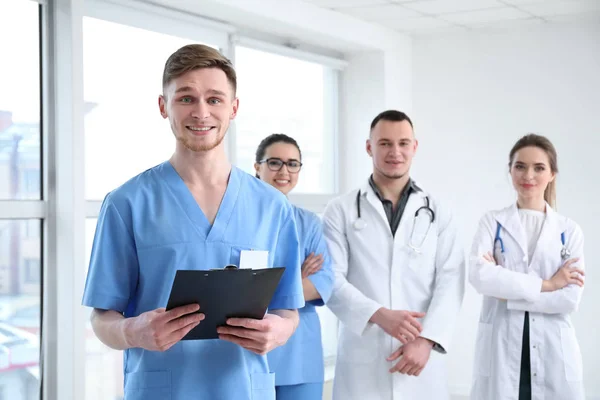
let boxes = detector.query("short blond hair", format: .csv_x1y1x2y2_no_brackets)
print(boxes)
162,44,237,95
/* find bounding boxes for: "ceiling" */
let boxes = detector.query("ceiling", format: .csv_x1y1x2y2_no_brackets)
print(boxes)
300,0,600,36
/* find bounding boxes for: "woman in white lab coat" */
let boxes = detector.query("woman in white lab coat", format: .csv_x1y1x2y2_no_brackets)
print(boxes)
470,134,586,400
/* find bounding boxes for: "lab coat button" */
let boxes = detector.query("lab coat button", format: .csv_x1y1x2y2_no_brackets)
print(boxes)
522,256,527,262
533,345,537,349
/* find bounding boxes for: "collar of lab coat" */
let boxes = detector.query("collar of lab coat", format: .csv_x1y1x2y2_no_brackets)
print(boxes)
359,178,427,229
495,202,566,257
359,178,426,203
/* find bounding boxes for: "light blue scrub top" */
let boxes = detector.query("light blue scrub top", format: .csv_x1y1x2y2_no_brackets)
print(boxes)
82,162,304,400
267,206,334,386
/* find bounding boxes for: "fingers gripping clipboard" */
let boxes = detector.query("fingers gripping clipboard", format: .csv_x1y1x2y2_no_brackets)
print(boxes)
165,266,285,340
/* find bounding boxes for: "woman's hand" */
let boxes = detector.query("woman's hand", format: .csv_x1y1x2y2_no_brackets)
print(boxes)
301,252,323,279
482,251,495,264
542,258,584,292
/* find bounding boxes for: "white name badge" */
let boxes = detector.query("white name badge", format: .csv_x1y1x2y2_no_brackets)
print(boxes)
240,250,269,270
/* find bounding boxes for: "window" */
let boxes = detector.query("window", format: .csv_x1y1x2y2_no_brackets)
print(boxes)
234,46,339,194
0,0,41,201
82,17,207,200
23,260,40,285
0,2,42,400
0,220,41,400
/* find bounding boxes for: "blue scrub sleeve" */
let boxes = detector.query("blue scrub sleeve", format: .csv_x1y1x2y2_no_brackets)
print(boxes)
82,195,139,313
306,219,334,307
269,204,304,310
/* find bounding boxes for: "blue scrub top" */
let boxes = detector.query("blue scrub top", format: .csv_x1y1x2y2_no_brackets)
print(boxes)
267,206,334,386
82,162,304,400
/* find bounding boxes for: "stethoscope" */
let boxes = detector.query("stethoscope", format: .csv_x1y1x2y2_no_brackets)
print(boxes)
353,189,436,253
494,222,570,262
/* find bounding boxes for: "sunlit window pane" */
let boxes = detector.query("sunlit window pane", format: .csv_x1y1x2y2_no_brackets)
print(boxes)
83,17,214,200
0,0,41,201
0,220,41,400
234,46,337,194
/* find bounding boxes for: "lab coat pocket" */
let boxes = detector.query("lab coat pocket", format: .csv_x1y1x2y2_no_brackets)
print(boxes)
406,248,436,279
124,370,171,400
406,229,437,276
251,372,276,400
561,327,583,381
474,323,493,377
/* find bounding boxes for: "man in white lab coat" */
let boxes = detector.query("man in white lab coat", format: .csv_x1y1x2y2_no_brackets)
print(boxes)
322,110,465,400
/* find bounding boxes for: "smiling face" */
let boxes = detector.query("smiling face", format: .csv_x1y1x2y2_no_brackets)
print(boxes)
366,119,418,180
254,142,302,195
510,145,556,204
158,67,238,153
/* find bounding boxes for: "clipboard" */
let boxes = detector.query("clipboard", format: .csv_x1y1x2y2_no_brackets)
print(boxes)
165,266,285,340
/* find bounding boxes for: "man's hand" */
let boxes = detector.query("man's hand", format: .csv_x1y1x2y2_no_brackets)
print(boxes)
301,252,323,279
123,304,204,351
387,337,434,376
370,307,426,344
217,311,297,355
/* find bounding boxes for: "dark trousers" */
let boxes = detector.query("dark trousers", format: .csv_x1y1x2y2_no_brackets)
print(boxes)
519,311,532,400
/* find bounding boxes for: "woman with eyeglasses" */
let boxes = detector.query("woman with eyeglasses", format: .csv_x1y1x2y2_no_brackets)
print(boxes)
254,133,334,400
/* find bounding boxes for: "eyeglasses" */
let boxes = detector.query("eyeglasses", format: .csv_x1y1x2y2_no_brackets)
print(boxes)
258,158,303,173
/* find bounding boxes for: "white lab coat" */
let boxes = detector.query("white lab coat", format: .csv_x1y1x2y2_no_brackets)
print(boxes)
322,181,465,400
469,203,585,400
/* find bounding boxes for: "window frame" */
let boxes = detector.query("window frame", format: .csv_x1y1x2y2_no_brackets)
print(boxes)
229,36,345,206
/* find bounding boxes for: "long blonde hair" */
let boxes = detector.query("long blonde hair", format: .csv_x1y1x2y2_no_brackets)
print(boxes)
508,134,558,208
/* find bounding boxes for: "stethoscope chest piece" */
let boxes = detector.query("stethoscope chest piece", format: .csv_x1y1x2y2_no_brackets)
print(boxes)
560,246,571,261
560,232,570,261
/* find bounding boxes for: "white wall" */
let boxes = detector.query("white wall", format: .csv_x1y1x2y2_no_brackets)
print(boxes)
339,42,413,193
412,22,600,398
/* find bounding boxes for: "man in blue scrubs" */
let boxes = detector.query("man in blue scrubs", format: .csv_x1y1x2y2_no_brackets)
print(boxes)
82,44,304,400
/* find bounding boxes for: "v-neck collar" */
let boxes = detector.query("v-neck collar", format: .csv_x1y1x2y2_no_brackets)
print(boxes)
159,161,242,242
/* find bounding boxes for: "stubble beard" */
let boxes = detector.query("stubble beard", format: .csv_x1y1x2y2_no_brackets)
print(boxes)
177,128,225,152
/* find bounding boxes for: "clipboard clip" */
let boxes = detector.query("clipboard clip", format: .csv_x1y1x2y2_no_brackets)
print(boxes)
209,264,239,271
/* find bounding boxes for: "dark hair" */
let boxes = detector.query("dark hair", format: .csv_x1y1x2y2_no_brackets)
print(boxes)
254,134,302,178
370,110,414,131
509,134,558,208
162,44,237,95
255,134,302,163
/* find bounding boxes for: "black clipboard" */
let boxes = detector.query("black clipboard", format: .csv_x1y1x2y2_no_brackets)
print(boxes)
165,266,285,340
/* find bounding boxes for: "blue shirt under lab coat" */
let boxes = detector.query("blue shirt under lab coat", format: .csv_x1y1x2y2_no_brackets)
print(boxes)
267,206,334,386
82,161,304,400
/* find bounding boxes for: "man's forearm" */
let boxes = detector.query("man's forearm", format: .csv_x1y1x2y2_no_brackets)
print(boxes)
90,309,132,350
